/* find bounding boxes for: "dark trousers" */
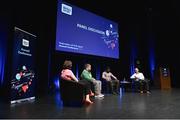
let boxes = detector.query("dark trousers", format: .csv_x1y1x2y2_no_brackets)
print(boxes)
134,79,150,92
106,79,120,93
79,80,92,95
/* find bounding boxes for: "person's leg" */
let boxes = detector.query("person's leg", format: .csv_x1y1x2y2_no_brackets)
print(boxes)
111,81,117,95
79,80,93,103
114,79,120,94
79,80,93,95
139,80,144,93
92,79,102,96
98,80,102,91
85,80,93,94
92,80,104,97
142,81,146,92
85,94,93,104
145,79,151,94
134,81,139,92
96,80,103,95
109,80,114,94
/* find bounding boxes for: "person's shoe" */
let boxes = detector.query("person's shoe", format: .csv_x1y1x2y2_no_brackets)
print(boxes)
99,94,104,97
95,94,104,98
147,91,151,94
140,91,143,94
112,92,117,95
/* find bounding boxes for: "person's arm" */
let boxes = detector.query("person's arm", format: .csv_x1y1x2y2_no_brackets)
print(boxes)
139,73,145,80
130,74,135,79
81,70,93,82
102,72,107,80
111,73,117,80
69,71,78,82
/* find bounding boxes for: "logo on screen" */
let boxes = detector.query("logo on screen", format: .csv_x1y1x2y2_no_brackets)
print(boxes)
61,3,72,15
102,24,119,50
22,39,29,47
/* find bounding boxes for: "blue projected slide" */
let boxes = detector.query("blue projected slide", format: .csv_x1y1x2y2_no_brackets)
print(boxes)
56,1,119,59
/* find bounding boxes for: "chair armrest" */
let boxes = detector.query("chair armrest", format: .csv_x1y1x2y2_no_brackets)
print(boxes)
60,79,84,88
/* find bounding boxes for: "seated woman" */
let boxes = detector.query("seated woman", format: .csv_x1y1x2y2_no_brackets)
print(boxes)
61,60,93,104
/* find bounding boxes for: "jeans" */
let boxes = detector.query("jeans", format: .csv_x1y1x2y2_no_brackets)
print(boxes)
92,79,102,95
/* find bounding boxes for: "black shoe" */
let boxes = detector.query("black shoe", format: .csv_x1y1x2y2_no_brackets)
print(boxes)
115,91,120,95
112,92,117,95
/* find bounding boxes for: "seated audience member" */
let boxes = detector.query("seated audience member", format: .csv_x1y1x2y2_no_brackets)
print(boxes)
81,64,104,98
130,68,150,94
61,60,93,104
102,66,120,95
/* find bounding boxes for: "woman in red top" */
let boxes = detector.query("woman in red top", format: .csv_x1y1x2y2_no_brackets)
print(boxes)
61,60,93,104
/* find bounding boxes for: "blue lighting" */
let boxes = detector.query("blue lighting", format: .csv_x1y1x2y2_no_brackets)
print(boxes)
54,76,60,89
0,50,5,85
130,36,137,76
119,88,123,99
96,64,101,80
129,35,138,92
148,35,155,80
76,63,79,79
54,92,63,108
149,43,155,80
0,23,7,86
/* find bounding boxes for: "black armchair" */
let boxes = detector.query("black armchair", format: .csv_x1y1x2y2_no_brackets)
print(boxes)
60,79,85,106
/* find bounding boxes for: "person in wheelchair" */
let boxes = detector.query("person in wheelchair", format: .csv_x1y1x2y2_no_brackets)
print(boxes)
130,68,151,94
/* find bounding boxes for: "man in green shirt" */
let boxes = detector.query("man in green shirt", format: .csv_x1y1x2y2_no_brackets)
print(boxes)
81,64,104,98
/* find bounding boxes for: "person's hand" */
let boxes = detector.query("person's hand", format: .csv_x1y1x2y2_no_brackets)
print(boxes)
73,79,78,82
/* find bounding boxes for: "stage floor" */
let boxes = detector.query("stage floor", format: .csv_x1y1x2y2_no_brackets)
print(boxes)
1,89,180,119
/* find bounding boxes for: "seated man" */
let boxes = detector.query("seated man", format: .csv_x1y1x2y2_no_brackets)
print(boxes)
130,68,150,94
81,64,104,98
102,66,120,95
